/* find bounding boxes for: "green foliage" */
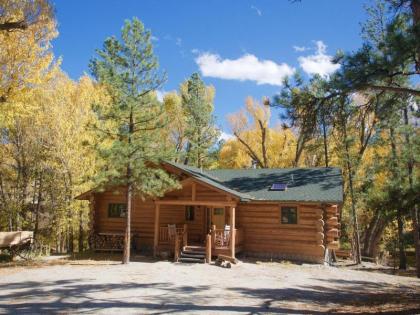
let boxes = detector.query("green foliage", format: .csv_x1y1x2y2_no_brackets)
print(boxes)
89,18,178,197
179,73,220,168
332,0,419,97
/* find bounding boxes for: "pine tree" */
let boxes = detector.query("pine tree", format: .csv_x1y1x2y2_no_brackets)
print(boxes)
181,73,219,168
274,75,333,167
332,0,419,97
90,18,178,264
333,0,420,277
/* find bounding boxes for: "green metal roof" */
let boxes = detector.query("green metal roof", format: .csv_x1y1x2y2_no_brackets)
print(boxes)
165,161,343,204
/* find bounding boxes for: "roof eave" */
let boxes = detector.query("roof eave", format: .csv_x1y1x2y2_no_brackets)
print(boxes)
162,161,251,201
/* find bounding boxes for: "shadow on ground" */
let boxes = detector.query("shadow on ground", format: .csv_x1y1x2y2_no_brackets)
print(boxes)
0,275,419,314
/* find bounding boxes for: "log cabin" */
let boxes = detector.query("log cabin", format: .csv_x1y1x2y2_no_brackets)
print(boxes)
76,161,343,264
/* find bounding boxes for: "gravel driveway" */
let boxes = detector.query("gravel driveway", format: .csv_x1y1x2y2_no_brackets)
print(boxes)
0,257,419,314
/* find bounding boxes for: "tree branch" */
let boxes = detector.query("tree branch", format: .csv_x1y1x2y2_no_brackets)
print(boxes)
0,20,28,32
233,132,264,168
363,84,420,96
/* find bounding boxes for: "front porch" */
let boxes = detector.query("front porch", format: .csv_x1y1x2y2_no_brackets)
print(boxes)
155,221,244,262
150,171,245,262
153,200,244,262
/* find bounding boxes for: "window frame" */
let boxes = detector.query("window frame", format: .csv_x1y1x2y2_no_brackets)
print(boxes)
185,205,195,221
280,205,298,225
213,208,224,216
107,203,127,219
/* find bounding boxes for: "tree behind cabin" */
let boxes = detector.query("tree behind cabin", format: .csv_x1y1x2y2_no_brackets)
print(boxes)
89,18,178,264
181,73,219,168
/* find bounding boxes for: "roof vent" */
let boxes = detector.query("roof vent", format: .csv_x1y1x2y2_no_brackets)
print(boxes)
270,183,287,191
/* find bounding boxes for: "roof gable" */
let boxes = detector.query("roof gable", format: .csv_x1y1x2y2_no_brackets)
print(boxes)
162,161,253,201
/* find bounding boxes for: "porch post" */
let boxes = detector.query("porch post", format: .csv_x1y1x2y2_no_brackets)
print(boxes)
153,203,160,257
229,206,236,258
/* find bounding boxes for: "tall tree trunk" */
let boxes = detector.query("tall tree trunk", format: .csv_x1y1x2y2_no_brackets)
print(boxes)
258,120,268,168
403,107,420,277
68,222,74,254
362,210,388,258
184,142,191,165
60,230,66,253
411,0,420,72
342,111,361,264
321,111,329,168
234,132,265,168
389,126,407,269
34,173,43,238
397,208,407,269
123,176,132,264
123,109,134,264
294,133,309,167
78,209,84,252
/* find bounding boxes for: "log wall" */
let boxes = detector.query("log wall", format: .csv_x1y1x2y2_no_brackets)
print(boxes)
92,183,219,250
93,189,155,250
236,202,339,263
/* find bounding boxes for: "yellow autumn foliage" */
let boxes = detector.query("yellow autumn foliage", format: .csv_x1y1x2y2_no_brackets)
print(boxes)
221,97,297,168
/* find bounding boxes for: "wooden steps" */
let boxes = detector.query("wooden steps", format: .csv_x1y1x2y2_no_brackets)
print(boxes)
178,245,206,264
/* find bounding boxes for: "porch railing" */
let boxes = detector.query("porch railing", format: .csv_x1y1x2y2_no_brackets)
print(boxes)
211,227,243,249
158,225,187,245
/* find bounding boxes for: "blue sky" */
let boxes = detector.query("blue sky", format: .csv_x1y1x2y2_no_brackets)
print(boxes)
52,0,368,137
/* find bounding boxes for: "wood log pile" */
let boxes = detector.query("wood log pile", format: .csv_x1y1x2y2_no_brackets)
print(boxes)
89,233,124,251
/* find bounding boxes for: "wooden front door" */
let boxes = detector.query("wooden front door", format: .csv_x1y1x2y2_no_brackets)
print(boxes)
211,207,225,229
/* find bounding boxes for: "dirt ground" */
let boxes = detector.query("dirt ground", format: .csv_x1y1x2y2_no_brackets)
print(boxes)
0,255,419,314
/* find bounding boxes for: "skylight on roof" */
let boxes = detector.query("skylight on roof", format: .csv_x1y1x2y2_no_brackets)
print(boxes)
270,183,287,191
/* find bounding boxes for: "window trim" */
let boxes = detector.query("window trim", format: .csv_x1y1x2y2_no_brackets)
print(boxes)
280,205,299,225
213,207,225,216
185,205,195,221
107,203,127,219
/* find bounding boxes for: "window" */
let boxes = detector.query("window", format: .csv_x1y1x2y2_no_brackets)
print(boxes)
281,206,297,224
185,206,195,221
108,203,126,218
213,208,224,215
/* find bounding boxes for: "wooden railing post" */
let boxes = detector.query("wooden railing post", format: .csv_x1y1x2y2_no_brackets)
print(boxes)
211,225,216,250
206,234,211,263
183,224,188,247
229,206,236,259
174,235,180,262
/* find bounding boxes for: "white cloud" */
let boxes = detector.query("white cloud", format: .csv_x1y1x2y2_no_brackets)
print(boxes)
151,36,159,42
298,41,340,77
293,45,309,52
195,53,295,86
251,5,262,16
175,37,182,47
219,131,234,142
155,90,166,102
